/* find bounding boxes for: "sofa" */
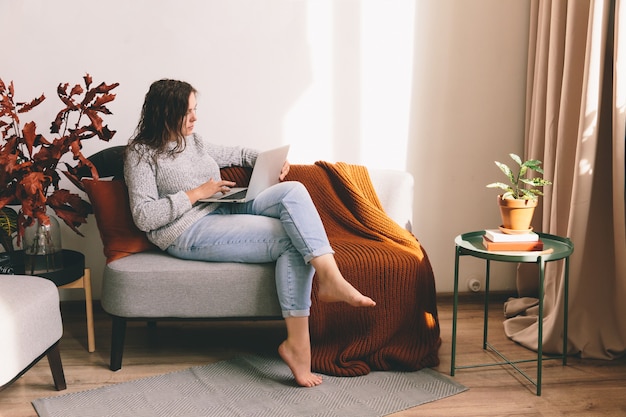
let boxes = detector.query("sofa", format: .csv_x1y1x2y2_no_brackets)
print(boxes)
76,146,439,375
0,275,66,391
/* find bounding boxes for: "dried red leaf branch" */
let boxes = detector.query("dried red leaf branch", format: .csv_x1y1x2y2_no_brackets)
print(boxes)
0,74,119,241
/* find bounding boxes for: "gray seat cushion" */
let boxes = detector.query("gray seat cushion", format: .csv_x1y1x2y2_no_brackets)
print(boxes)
102,251,281,319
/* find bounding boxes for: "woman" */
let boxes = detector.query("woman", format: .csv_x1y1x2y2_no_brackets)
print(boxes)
124,79,375,387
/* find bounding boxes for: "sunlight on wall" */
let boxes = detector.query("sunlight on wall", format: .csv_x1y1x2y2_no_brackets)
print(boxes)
283,1,333,163
283,0,415,170
360,1,415,170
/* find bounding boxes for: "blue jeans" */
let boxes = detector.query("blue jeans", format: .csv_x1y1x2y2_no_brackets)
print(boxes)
167,181,334,318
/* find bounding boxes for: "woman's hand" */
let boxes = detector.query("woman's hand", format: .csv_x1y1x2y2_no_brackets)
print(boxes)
279,160,290,181
186,178,236,204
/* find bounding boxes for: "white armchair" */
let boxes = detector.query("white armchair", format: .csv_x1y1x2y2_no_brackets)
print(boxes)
0,275,66,391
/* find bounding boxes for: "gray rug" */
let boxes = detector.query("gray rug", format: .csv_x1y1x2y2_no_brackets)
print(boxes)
33,355,467,417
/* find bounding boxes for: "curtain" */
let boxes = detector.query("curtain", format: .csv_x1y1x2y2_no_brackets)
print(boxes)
503,0,626,359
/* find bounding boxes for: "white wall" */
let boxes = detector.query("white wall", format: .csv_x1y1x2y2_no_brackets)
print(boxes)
1,0,528,298
409,0,530,293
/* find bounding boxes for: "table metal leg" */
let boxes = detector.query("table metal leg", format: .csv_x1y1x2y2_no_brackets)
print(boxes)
563,257,569,366
451,246,461,376
483,260,491,349
536,257,546,396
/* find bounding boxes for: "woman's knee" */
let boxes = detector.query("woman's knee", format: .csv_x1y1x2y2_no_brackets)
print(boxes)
281,181,313,203
275,180,307,195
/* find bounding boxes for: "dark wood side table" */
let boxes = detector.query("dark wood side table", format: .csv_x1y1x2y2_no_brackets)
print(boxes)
11,249,95,353
450,231,574,395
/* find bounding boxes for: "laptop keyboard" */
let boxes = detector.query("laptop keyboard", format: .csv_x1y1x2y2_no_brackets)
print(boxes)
220,189,247,200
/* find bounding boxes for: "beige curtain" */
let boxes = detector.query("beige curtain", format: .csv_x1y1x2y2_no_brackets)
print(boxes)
504,0,626,359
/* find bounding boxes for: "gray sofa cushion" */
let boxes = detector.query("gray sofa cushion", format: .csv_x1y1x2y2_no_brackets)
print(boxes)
102,252,280,318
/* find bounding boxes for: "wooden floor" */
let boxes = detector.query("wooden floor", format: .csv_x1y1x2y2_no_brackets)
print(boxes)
2,296,626,417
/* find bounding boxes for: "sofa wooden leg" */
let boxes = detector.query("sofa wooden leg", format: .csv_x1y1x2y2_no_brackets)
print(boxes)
46,341,66,391
146,320,159,346
110,316,127,371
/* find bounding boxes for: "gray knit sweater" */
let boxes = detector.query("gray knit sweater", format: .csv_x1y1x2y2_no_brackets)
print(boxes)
124,133,258,250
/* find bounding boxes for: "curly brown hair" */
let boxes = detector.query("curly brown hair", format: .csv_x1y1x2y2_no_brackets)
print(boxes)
129,79,197,157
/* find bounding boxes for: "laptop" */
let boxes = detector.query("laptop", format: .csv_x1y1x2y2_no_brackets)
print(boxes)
199,144,290,203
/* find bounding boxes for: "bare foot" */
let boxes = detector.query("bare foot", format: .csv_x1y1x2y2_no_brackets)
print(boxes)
278,341,323,387
311,254,376,307
318,277,376,307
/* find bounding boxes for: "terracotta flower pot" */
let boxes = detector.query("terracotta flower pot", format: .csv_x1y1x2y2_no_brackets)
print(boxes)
497,195,538,233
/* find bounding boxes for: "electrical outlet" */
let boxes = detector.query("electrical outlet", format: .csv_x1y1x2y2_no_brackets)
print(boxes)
468,278,482,292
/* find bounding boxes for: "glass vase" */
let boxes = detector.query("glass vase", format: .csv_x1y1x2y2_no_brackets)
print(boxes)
23,216,63,274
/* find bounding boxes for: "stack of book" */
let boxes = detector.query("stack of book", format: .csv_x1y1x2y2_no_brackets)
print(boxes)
482,228,544,251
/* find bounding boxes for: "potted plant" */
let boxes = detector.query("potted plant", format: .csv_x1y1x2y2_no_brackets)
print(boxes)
486,153,552,233
0,74,118,273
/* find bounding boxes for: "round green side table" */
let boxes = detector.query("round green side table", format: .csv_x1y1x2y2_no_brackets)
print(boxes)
450,231,574,396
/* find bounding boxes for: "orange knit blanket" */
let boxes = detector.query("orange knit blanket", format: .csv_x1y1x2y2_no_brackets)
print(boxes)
287,162,441,376
223,162,441,376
